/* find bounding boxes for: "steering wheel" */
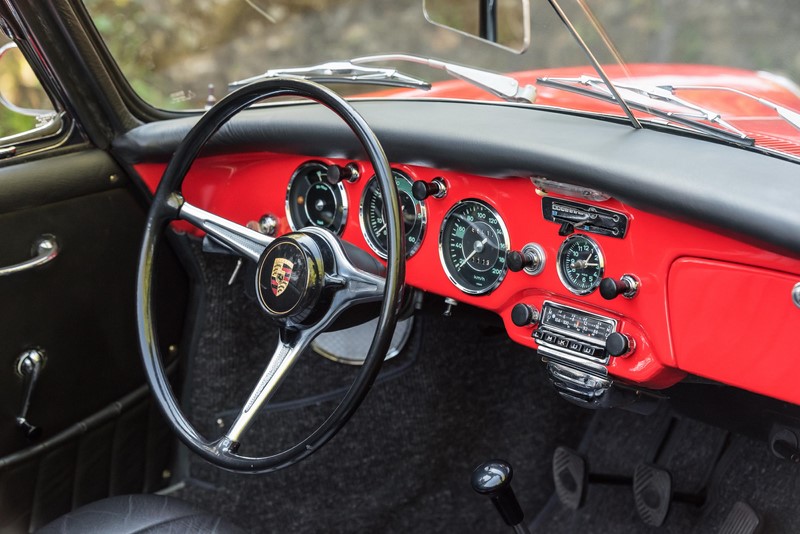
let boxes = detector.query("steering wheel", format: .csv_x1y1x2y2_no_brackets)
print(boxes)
136,78,405,473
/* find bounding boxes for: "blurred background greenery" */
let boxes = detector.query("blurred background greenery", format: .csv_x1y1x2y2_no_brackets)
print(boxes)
80,0,800,111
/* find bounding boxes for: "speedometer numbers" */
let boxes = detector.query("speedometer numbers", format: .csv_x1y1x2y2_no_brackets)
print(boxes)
360,170,426,259
286,161,347,234
556,234,605,295
439,199,509,295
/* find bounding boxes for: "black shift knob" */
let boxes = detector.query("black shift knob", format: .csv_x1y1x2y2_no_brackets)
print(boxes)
471,460,525,527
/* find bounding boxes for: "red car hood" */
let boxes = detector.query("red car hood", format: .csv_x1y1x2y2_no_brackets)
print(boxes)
377,64,800,158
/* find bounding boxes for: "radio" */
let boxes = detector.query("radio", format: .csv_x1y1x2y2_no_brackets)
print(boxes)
533,301,617,376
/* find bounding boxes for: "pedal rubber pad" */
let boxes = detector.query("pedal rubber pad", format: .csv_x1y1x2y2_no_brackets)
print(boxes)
719,502,762,534
552,446,588,510
633,463,672,527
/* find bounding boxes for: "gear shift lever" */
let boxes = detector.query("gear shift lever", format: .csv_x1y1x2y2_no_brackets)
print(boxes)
471,460,531,534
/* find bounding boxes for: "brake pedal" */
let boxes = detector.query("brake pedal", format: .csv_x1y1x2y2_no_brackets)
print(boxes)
552,446,588,510
632,463,672,527
719,501,761,534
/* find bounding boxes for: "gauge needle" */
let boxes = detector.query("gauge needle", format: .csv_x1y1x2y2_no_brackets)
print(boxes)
571,254,599,269
375,223,386,236
457,237,488,270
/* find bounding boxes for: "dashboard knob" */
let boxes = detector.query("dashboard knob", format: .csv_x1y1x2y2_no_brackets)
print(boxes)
599,274,639,300
411,177,447,200
606,332,634,357
511,303,539,327
326,163,359,184
506,250,532,272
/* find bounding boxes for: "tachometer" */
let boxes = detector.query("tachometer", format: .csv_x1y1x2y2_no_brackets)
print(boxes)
359,170,426,259
556,234,605,295
439,199,509,295
286,161,347,234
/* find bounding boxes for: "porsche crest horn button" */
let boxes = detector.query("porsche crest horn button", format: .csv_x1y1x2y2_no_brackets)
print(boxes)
256,237,321,318
270,257,293,297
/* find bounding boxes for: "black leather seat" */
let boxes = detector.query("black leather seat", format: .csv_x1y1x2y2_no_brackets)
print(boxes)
37,494,245,533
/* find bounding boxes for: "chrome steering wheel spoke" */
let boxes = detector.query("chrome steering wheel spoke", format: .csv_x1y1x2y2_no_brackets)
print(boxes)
224,328,313,444
177,196,273,262
223,229,386,447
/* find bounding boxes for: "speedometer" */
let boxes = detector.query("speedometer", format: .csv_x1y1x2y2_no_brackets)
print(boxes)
285,161,347,234
359,170,426,259
439,199,509,295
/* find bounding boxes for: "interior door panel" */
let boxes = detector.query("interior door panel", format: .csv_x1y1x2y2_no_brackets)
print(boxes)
0,149,188,532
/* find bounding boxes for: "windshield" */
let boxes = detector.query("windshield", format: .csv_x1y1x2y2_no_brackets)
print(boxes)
83,0,800,159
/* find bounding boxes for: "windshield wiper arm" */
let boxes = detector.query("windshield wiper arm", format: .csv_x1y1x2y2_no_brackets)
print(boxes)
229,54,535,104
538,75,754,146
350,54,535,103
228,61,432,91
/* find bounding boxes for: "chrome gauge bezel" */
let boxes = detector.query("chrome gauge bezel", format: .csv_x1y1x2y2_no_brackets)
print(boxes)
285,161,348,235
438,199,510,296
359,169,427,259
556,234,605,296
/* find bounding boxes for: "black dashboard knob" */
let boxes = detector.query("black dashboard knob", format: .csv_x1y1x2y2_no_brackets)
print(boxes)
326,164,359,184
506,250,533,272
471,460,525,528
511,303,539,327
411,177,447,200
600,274,639,300
606,332,633,357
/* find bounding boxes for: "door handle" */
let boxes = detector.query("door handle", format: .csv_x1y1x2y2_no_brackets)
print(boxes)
0,235,59,277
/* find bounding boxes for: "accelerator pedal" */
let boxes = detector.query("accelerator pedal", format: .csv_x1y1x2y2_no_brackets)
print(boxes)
552,446,588,510
633,463,672,527
719,502,762,534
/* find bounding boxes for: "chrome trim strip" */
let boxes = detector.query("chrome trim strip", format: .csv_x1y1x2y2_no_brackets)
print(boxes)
538,345,609,377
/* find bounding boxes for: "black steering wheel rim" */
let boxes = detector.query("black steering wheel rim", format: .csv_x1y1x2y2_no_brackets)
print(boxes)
137,78,405,473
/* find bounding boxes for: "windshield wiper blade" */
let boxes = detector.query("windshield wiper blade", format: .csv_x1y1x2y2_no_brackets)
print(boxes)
228,61,432,91
661,84,800,132
229,54,536,104
538,75,754,146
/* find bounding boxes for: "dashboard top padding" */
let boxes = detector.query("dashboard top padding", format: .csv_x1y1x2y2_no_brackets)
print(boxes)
113,100,800,255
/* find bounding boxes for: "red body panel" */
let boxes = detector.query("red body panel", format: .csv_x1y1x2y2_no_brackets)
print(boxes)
136,151,800,402
374,64,800,157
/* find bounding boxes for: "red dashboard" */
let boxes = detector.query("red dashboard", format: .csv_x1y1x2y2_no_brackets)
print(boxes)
135,152,800,405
